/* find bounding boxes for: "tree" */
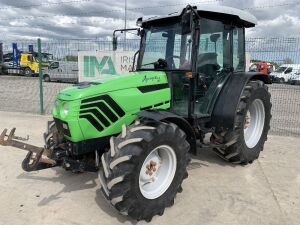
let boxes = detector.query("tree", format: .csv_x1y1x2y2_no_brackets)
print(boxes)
283,58,294,64
65,55,78,62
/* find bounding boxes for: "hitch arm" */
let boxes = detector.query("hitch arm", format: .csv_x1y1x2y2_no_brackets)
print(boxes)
0,128,57,172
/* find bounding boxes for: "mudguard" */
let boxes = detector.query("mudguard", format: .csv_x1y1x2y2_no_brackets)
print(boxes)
210,72,271,130
138,110,197,155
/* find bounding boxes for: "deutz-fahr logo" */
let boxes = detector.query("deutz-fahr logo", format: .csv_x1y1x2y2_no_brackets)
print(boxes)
84,56,117,77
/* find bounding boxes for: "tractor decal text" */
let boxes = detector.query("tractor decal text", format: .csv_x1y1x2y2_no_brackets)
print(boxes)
142,75,161,83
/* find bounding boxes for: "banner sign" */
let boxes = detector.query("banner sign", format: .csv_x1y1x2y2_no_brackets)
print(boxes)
78,51,135,82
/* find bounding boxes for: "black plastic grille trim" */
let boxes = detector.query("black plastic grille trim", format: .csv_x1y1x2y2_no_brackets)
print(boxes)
80,102,118,123
81,95,125,117
137,83,169,93
140,100,169,111
80,108,110,127
79,114,104,132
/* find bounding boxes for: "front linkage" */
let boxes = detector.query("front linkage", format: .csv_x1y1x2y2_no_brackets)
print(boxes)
0,127,98,172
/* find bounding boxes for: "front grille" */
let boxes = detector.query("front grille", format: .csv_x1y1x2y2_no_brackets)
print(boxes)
79,95,125,132
54,118,71,137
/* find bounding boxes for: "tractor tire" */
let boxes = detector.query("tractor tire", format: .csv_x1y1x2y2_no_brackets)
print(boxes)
24,68,33,77
98,120,190,222
43,120,64,152
213,80,271,165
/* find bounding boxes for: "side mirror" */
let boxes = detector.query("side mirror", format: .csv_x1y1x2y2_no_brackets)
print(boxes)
181,11,192,35
112,35,118,51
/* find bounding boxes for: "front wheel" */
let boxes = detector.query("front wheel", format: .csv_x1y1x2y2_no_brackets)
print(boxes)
98,120,190,222
213,80,271,164
24,68,33,77
43,74,51,82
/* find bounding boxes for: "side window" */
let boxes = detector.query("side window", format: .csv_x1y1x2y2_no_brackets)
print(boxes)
173,34,182,68
195,18,231,116
199,32,223,68
50,62,59,70
233,28,245,71
141,31,168,68
27,55,33,62
198,18,231,77
173,33,192,69
285,67,293,74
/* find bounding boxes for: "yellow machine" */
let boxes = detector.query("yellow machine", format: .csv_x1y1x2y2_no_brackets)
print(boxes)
7,52,53,76
20,53,39,75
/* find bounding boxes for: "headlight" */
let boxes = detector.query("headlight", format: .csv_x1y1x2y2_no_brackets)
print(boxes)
63,102,69,115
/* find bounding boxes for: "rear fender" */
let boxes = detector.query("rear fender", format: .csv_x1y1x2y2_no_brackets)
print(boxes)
138,110,197,155
210,72,271,130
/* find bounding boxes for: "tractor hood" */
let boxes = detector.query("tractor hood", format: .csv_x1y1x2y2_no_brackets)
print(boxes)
57,71,168,101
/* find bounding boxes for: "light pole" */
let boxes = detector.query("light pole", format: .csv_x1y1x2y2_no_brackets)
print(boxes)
124,0,127,50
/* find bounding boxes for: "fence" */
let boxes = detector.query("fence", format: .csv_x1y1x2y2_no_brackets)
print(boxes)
0,38,300,137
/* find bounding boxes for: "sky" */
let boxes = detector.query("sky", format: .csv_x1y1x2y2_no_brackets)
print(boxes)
0,0,300,40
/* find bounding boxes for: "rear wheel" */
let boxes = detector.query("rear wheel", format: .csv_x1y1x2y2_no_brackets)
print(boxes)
24,68,33,77
99,120,190,222
213,80,271,164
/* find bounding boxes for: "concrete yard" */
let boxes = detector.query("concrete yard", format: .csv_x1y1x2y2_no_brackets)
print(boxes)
0,111,299,225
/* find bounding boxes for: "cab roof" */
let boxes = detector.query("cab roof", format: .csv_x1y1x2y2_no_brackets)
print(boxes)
142,5,257,28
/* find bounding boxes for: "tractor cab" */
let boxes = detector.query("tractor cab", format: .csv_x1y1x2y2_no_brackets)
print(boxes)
135,5,257,119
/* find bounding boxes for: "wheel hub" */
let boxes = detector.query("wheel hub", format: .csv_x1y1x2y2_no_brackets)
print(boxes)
244,111,251,130
244,99,265,148
145,160,158,176
139,145,177,199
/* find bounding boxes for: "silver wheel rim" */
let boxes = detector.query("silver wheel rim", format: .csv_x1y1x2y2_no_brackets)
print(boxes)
139,145,177,199
244,99,265,148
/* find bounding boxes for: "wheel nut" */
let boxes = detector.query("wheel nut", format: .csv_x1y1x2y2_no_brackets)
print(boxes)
150,160,157,166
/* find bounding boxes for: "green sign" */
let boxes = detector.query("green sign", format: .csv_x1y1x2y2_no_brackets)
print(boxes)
84,56,117,77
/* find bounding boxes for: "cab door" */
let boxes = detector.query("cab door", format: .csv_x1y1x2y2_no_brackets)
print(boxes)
193,18,245,117
169,33,193,117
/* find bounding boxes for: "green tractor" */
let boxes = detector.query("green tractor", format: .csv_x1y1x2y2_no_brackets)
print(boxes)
0,5,271,222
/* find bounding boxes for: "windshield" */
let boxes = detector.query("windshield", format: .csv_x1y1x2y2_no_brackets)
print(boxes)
275,66,287,73
139,21,192,70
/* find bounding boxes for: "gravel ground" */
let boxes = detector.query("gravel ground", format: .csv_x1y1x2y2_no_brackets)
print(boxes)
0,111,300,225
0,75,299,136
